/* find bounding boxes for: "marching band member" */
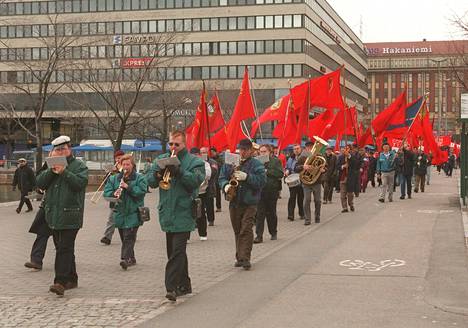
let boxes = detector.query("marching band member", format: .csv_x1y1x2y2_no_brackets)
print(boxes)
100,150,125,245
146,131,205,302
201,147,219,226
395,144,415,200
359,148,369,193
323,146,337,204
210,147,224,213
36,135,88,296
219,139,266,270
336,145,360,213
103,154,147,270
414,148,428,193
285,144,305,221
377,143,396,202
254,144,283,243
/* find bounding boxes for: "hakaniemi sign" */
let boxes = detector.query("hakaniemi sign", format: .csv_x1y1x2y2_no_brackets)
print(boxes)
366,46,433,56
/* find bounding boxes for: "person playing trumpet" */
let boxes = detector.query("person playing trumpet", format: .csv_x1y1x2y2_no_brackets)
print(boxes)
146,130,205,302
219,139,266,270
100,150,125,245
104,154,147,270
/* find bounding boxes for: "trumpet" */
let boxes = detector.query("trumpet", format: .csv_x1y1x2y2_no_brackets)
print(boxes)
159,150,176,190
90,162,121,204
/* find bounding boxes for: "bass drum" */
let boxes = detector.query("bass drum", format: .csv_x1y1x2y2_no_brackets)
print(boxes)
285,173,301,188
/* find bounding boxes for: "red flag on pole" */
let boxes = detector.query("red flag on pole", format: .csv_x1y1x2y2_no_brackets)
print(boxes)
225,67,256,152
251,94,290,137
186,83,209,149
274,95,298,150
207,93,226,133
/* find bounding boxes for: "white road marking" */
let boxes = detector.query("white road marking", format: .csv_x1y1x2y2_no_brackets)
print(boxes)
339,259,406,272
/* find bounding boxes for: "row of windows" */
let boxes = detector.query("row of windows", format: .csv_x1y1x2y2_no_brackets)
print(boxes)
0,14,303,38
0,0,302,16
0,39,304,61
0,64,305,84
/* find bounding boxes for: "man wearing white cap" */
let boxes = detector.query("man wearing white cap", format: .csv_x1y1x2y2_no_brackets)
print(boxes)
12,158,36,213
36,135,88,296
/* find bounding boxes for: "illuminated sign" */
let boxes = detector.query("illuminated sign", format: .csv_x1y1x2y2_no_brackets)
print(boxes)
366,46,433,56
120,58,154,68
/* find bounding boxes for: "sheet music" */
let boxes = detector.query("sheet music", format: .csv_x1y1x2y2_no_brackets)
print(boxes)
45,156,68,168
224,152,241,166
255,154,270,164
156,156,181,169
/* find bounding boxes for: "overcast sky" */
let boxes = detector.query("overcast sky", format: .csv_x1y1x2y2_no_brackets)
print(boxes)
327,0,467,43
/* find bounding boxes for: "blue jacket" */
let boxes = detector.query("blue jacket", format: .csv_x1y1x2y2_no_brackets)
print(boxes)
285,156,297,175
218,156,266,207
377,151,396,173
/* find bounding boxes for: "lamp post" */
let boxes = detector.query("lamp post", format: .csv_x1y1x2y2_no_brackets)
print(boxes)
429,58,448,136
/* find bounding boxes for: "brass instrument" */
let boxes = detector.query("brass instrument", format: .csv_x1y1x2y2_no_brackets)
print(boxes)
225,159,245,202
114,169,128,199
299,136,329,185
90,162,122,204
159,150,176,190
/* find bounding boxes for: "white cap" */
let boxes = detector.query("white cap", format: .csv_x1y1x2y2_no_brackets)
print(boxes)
51,135,71,148
18,158,26,162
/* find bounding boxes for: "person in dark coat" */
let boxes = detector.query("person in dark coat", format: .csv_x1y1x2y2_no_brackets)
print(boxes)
367,151,377,188
24,163,52,271
447,153,455,177
201,147,219,226
395,145,415,200
210,148,224,212
336,145,360,212
323,146,337,204
414,149,428,193
12,158,36,214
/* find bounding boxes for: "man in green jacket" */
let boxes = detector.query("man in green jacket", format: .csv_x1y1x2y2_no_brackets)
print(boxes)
36,136,88,296
254,144,284,243
219,139,266,270
146,130,205,302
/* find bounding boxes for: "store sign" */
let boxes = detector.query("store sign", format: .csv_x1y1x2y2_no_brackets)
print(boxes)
113,35,158,45
120,58,154,68
461,93,468,120
366,45,433,56
319,21,341,44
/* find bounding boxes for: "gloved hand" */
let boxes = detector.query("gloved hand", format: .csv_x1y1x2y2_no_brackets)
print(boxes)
224,184,231,194
233,170,247,181
166,165,180,177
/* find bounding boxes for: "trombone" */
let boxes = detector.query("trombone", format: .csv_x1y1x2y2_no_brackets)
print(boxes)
90,162,121,204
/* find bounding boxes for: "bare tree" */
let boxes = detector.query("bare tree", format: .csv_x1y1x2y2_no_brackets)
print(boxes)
0,110,22,159
0,15,90,167
449,12,468,90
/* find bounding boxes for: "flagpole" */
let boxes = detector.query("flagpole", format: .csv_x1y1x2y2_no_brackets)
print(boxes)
202,80,212,151
277,79,293,153
307,74,311,143
340,65,348,145
401,93,429,146
247,66,263,141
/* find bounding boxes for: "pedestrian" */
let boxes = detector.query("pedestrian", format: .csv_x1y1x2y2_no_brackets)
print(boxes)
395,144,415,200
104,154,147,270
426,153,432,185
36,135,88,296
377,143,396,203
368,150,377,188
254,144,283,243
359,149,369,193
24,163,51,271
447,152,455,177
100,150,125,245
323,146,337,203
201,147,219,227
336,145,360,212
190,147,212,241
12,158,36,214
414,149,428,193
353,145,364,198
219,138,266,270
210,147,224,212
285,144,305,221
146,130,205,302
295,140,327,225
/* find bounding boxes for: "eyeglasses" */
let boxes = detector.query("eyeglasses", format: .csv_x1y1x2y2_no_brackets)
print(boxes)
168,142,180,147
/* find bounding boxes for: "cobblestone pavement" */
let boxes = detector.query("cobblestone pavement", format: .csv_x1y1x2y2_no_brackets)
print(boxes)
0,184,378,327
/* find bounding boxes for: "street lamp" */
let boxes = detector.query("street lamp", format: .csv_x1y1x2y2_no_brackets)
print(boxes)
429,58,448,136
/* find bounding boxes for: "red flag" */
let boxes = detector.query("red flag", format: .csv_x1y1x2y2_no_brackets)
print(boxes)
307,108,336,140
274,96,298,149
211,127,229,152
371,90,407,135
225,67,255,152
325,107,356,139
358,127,373,147
419,104,447,165
207,93,226,133
186,84,209,149
251,94,290,137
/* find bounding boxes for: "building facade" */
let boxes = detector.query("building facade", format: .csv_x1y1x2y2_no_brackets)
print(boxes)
0,0,367,154
366,40,468,136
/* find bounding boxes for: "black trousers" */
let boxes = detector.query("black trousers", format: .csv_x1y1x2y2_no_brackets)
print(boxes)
30,234,50,265
215,184,222,210
197,193,208,237
200,192,215,224
323,178,334,202
18,190,33,211
165,232,191,293
256,191,278,238
52,229,79,285
118,227,138,262
287,185,304,219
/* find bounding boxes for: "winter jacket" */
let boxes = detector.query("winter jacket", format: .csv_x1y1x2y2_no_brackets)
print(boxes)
263,156,284,193
377,151,396,173
12,164,36,192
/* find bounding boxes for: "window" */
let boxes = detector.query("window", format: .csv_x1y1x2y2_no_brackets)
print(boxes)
247,17,255,29
256,40,264,53
284,39,292,52
219,18,228,30
256,65,264,78
202,66,210,79
229,66,237,78
284,64,292,77
247,41,255,54
265,64,274,77
293,39,302,52
201,42,209,55
184,43,192,55
237,17,246,29
274,64,283,77
219,42,227,55
210,18,218,30
265,16,273,28
293,64,302,77
274,40,282,53
274,15,283,28
293,14,302,27
228,41,236,54
149,21,157,32
211,66,219,79
192,18,200,31
265,40,273,53
238,41,246,54
193,43,201,55
202,18,210,31
228,17,237,30
256,16,264,29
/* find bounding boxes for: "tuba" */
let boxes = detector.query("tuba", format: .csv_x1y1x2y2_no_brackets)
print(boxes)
299,136,329,185
159,150,176,190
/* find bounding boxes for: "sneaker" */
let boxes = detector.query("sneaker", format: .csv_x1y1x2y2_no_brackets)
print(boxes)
120,260,128,270
200,236,208,241
242,261,251,270
253,237,263,244
100,237,111,245
350,206,355,212
49,283,65,296
24,261,42,270
378,198,385,203
15,208,20,214
165,291,177,302
270,234,277,240
341,209,349,213
400,196,405,200
208,221,214,226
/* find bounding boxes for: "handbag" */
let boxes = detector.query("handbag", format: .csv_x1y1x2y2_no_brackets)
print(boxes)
138,206,150,223
191,198,202,220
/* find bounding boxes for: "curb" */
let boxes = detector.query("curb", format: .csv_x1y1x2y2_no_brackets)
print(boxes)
456,171,468,247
